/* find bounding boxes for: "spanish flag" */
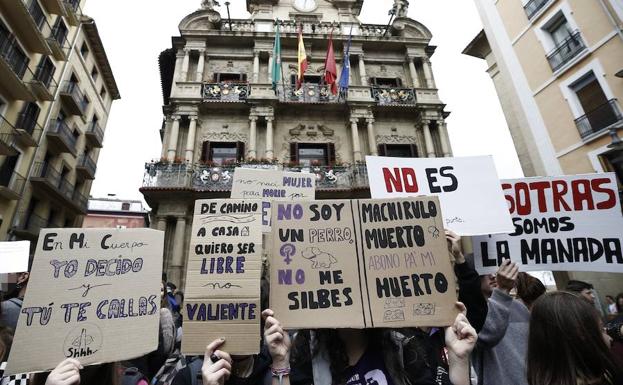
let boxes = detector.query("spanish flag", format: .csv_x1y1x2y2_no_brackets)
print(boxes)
296,25,308,90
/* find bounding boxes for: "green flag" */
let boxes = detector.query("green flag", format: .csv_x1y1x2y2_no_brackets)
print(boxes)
272,22,282,92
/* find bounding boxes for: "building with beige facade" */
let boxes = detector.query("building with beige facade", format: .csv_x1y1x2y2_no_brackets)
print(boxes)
0,0,119,248
141,0,453,287
464,0,623,296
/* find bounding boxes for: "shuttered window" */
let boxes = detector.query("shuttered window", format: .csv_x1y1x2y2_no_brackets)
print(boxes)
290,142,335,166
201,141,245,165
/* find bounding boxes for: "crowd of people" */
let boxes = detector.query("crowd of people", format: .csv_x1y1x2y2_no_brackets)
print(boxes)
0,231,622,385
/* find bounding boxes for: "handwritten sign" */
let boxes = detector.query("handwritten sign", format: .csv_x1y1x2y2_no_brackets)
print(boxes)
270,197,458,329
182,199,262,355
0,241,30,273
474,174,623,274
230,168,316,231
5,228,163,375
365,155,513,235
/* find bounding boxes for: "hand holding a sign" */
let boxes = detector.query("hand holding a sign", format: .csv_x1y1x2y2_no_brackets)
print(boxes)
496,259,519,294
445,230,465,264
45,358,83,385
262,309,291,370
445,302,477,385
201,339,233,385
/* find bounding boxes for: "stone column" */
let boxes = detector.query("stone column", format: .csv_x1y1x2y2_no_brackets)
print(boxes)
407,56,420,88
422,120,436,157
161,118,171,159
422,57,436,89
253,50,260,83
196,49,206,82
268,52,274,84
170,216,186,286
174,51,184,82
185,116,198,162
350,118,362,162
156,216,166,231
358,54,368,86
248,115,258,159
265,117,274,159
366,118,377,156
181,48,191,82
438,121,451,157
167,115,181,161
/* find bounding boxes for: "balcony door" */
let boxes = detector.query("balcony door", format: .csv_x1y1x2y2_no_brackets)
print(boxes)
0,154,18,187
573,73,618,132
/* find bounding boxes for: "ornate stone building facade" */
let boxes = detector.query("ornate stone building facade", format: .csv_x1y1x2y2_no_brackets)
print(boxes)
141,0,451,287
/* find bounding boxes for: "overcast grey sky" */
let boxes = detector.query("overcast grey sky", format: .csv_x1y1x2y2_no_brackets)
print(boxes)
85,0,524,203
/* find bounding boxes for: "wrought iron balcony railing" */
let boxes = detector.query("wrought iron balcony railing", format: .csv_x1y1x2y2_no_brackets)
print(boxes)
0,37,31,80
0,114,17,153
72,189,88,210
13,211,48,237
575,99,623,139
47,119,77,151
219,20,398,39
142,162,372,192
202,83,249,102
278,84,340,104
524,0,551,20
0,169,26,199
31,161,62,186
15,111,43,142
372,87,417,106
77,154,97,177
60,81,88,114
85,121,104,146
547,31,586,72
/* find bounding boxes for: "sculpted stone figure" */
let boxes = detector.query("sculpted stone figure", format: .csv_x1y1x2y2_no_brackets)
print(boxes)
393,0,409,17
201,0,220,10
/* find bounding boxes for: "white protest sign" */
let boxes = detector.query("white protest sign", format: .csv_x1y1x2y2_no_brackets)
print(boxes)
6,228,163,375
0,241,30,273
230,168,316,231
474,174,623,274
366,155,513,235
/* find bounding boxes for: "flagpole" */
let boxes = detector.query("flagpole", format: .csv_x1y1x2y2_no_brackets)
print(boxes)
278,20,287,100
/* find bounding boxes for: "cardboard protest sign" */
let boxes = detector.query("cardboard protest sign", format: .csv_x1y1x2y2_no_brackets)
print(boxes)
270,197,458,329
230,168,316,231
5,228,163,375
365,155,513,235
0,241,30,273
474,173,623,274
182,199,262,355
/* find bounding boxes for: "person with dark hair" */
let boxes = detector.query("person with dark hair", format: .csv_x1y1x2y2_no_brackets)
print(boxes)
527,291,623,385
281,303,477,385
473,258,530,385
516,273,546,311
0,271,30,330
616,293,623,314
565,280,595,305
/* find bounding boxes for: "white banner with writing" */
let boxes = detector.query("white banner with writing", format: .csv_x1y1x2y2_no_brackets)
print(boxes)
474,174,623,274
366,155,513,235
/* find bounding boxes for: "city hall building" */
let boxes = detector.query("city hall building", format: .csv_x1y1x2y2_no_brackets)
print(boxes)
141,0,452,287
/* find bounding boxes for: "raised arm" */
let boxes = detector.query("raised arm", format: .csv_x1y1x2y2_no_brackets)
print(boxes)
476,259,518,349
